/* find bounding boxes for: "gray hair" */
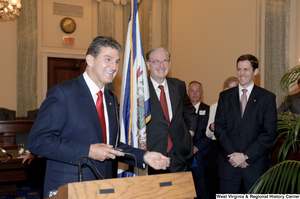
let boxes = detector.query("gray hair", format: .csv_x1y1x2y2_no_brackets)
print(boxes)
146,47,170,61
86,36,122,58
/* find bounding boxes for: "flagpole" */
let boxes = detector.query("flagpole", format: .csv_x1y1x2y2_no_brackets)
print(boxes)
118,0,151,177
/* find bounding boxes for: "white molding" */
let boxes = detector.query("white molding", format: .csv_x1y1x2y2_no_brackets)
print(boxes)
40,51,86,103
257,0,265,87
96,0,141,5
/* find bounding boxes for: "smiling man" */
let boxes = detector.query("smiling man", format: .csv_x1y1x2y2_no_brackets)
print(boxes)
28,37,170,198
214,54,277,193
145,47,197,175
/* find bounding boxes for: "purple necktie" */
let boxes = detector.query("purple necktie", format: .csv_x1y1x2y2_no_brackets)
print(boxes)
240,89,248,118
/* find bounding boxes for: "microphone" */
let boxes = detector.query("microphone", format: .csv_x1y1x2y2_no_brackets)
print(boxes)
78,156,104,182
77,83,138,181
0,147,12,159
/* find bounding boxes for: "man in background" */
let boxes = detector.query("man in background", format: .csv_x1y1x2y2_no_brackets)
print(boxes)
277,77,300,114
188,81,210,199
146,47,197,175
215,54,277,193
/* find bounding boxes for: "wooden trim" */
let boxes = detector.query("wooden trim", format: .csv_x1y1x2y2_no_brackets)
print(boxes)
0,120,34,133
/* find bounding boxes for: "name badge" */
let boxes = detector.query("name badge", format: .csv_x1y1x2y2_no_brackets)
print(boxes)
199,110,206,115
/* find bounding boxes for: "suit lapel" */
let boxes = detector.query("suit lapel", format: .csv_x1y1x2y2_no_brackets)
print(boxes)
104,88,117,145
148,77,169,124
242,85,259,123
167,78,178,122
230,87,242,123
196,105,200,115
77,75,103,141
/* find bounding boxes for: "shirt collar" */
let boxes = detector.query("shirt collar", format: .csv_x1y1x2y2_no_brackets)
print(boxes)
150,76,167,90
194,101,201,113
83,71,104,95
238,83,254,95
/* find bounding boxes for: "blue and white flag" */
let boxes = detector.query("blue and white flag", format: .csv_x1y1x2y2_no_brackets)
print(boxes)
117,0,151,177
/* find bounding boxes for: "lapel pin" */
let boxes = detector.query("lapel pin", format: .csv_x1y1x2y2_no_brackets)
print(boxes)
109,102,112,105
254,99,256,102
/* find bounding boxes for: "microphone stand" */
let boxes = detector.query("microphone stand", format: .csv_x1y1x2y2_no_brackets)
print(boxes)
107,83,138,176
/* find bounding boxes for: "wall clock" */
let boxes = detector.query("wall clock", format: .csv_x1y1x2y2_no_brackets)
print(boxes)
60,17,76,34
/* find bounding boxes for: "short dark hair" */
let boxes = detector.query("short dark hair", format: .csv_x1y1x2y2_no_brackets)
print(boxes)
86,36,122,58
146,47,170,61
236,54,258,71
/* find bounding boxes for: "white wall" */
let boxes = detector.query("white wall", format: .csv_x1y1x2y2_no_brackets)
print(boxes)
0,21,17,110
3,0,300,109
169,0,257,105
37,0,98,105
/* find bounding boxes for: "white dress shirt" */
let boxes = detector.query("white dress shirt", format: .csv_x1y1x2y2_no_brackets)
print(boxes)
150,77,173,121
238,83,254,102
194,101,201,113
83,72,110,144
205,102,217,140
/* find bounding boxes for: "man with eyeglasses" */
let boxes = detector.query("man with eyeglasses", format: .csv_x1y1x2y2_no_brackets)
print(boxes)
145,47,197,175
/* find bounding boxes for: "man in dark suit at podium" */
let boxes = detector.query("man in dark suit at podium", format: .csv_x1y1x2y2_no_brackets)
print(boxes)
28,36,170,198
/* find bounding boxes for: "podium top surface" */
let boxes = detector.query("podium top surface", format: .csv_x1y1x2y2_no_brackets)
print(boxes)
49,171,196,199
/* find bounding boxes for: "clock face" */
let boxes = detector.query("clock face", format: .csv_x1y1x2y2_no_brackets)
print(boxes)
60,17,76,34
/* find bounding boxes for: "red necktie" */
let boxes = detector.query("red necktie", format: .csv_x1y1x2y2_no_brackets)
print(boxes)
96,90,107,144
240,89,248,118
158,85,173,152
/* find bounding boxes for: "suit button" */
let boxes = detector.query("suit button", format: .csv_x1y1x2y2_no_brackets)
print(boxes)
239,134,243,137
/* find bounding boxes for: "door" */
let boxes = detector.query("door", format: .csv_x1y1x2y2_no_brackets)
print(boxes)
48,57,85,89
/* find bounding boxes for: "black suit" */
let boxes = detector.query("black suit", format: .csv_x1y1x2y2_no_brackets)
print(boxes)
191,102,210,199
214,85,277,193
147,77,197,174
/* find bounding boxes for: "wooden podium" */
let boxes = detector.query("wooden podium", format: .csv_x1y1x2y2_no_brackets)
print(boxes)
49,171,196,199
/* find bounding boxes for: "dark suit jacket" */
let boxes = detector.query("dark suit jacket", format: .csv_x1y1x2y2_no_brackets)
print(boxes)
214,85,277,182
193,102,210,154
277,91,300,114
28,75,145,197
192,102,210,199
147,77,197,168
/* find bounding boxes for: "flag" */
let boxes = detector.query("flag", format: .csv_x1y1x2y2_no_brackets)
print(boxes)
117,0,151,177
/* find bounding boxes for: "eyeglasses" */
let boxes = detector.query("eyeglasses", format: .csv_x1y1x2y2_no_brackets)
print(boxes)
149,60,169,66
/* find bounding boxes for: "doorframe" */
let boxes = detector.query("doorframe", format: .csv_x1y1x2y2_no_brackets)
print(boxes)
39,52,86,105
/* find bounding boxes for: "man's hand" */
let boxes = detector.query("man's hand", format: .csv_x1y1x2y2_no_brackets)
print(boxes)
17,154,36,164
189,130,194,137
144,151,170,170
210,123,215,132
193,146,198,154
89,143,124,162
227,152,246,168
239,161,249,169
